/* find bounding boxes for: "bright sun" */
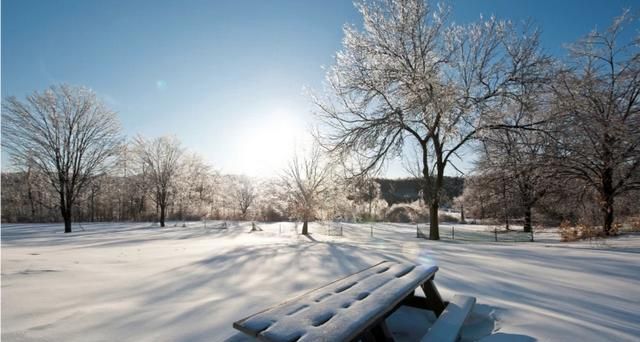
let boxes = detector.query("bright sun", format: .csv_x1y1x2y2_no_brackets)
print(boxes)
235,109,302,177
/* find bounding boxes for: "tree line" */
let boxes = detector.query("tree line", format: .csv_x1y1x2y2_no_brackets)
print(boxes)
0,106,404,230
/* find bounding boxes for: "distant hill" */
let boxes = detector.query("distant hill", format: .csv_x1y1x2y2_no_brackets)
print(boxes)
375,177,464,207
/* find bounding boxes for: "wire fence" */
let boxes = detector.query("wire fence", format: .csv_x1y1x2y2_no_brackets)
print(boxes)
417,224,534,242
222,220,536,243
317,221,344,236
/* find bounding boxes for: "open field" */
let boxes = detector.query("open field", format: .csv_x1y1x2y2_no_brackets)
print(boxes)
2,221,640,341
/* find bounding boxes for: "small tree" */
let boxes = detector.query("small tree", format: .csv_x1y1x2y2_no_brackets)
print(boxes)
350,177,382,221
479,102,554,232
175,153,211,221
232,175,257,219
282,146,333,235
133,135,183,227
2,85,122,232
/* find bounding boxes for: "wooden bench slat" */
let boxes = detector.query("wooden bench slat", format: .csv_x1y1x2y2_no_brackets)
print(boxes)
421,294,476,342
233,261,388,337
233,261,439,342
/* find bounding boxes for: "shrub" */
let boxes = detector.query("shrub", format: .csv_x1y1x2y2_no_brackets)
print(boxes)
625,217,640,232
559,220,614,242
439,213,459,223
610,223,621,235
578,224,599,240
261,206,287,222
385,204,427,223
559,220,580,242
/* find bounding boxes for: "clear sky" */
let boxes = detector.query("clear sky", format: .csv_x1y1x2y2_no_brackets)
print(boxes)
2,0,638,177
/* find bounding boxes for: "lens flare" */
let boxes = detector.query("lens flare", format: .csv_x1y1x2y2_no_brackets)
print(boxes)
156,80,167,90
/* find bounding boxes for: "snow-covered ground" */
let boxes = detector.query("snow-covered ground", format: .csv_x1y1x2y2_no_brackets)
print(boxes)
2,221,639,341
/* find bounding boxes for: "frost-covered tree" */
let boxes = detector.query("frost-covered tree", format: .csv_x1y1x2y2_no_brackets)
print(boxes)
211,175,237,220
282,146,333,235
2,85,122,232
477,132,550,231
232,175,257,219
551,11,640,235
133,135,183,227
479,93,555,232
1,161,54,222
174,153,212,220
256,179,289,222
114,144,149,221
314,0,550,239
349,177,383,221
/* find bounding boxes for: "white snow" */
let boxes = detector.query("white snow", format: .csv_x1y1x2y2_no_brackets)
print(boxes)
2,221,639,341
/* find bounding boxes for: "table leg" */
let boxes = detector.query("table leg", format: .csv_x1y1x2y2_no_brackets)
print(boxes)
370,320,394,342
421,279,446,317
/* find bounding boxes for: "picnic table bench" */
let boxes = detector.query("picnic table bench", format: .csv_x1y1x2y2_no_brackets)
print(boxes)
233,260,475,342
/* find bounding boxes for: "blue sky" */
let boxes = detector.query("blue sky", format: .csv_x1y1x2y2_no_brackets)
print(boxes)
2,0,638,177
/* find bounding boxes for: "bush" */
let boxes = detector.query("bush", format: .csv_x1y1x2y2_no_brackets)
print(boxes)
559,220,613,242
261,206,287,222
439,213,459,223
385,204,427,223
626,217,640,232
559,220,580,242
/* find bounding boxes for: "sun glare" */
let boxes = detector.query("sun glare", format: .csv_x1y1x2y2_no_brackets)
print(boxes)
235,109,302,176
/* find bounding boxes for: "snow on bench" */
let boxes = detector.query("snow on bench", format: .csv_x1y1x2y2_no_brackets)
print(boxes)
422,294,476,342
233,260,444,342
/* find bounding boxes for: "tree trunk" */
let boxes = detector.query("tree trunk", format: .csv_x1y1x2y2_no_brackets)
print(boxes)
302,220,309,235
601,195,614,235
160,204,166,227
64,218,72,233
523,205,532,233
61,208,72,233
422,176,442,240
421,141,443,241
90,190,95,222
502,178,510,230
27,186,36,219
601,167,615,235
60,191,72,233
460,204,465,223
428,201,439,240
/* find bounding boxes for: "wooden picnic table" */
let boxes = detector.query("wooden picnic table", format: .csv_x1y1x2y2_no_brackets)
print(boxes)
233,260,474,342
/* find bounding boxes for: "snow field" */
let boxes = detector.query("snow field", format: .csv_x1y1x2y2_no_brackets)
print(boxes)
2,221,639,341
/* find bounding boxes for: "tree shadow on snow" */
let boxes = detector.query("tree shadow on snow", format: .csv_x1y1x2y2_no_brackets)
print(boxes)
69,238,393,341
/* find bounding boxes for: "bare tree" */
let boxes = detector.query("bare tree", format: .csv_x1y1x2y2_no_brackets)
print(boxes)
350,177,382,221
232,175,257,219
133,135,183,227
551,11,640,235
477,133,549,231
2,85,122,232
314,0,550,239
479,97,555,232
255,178,289,222
282,146,333,235
174,153,212,221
